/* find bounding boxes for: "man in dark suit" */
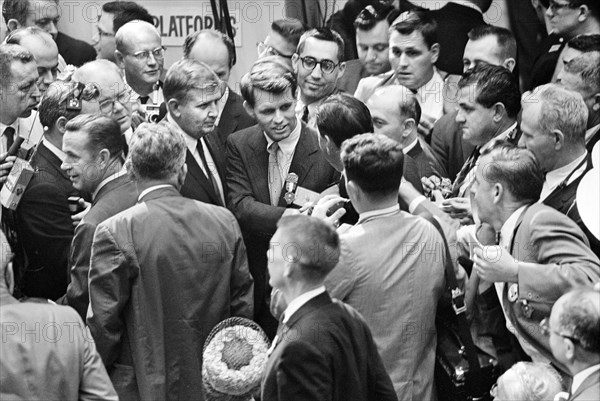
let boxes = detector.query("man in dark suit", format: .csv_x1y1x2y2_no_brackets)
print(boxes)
57,115,138,320
88,123,253,401
261,214,397,401
15,82,81,300
183,30,255,148
226,57,338,337
546,288,600,401
471,144,600,374
430,25,517,181
519,83,598,254
163,58,228,206
367,85,447,179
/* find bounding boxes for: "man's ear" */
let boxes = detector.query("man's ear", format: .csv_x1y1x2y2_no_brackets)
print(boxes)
492,102,507,122
336,61,346,79
56,116,69,134
503,58,516,72
242,100,256,120
493,183,504,204
167,98,181,119
114,50,125,69
577,4,590,22
592,93,600,112
97,148,111,167
430,43,440,64
6,19,21,32
564,338,577,361
551,129,566,150
291,53,299,74
177,163,188,188
402,118,417,137
346,178,361,204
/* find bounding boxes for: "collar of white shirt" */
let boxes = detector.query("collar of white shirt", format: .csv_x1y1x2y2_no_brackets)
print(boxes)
499,204,528,250
42,138,67,162
357,204,400,225
571,364,600,395
123,127,134,147
402,137,419,155
92,167,128,202
264,117,302,160
282,286,326,324
137,184,174,202
541,152,588,201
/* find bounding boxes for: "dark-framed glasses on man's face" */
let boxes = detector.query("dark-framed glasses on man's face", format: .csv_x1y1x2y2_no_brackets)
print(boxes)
130,46,166,62
98,88,135,115
257,41,293,59
300,56,339,74
539,317,581,344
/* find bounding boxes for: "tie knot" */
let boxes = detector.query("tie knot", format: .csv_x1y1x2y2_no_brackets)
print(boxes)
139,96,150,104
3,127,15,137
268,141,280,155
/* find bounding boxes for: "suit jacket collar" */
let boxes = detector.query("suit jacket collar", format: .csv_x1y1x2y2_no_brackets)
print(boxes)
285,291,332,329
34,142,71,182
139,185,180,203
94,174,131,205
571,366,600,399
406,138,422,159
217,89,243,136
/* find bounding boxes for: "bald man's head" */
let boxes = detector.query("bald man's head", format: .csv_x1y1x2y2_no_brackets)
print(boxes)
367,85,421,147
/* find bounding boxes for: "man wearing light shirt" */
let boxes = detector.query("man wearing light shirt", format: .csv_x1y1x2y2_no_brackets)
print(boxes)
262,215,397,401
547,288,600,401
57,114,137,320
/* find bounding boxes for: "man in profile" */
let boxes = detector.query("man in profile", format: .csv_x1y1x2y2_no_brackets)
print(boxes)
261,215,397,401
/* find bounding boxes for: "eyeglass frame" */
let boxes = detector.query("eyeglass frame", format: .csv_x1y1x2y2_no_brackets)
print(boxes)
539,317,581,344
125,46,167,62
73,82,134,115
298,56,341,75
548,0,578,12
257,41,294,59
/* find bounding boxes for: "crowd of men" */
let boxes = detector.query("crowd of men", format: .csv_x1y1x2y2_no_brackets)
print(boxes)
1,0,599,400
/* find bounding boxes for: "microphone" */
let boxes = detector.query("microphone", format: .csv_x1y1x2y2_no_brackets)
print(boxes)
283,172,299,205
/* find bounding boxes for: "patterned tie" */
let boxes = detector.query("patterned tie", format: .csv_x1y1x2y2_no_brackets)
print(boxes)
197,139,222,205
268,142,283,206
452,146,481,197
3,127,15,153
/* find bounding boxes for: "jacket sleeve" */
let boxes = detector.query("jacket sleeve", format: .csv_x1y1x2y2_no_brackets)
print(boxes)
324,239,358,301
87,223,137,369
225,136,286,237
228,214,254,319
518,209,600,302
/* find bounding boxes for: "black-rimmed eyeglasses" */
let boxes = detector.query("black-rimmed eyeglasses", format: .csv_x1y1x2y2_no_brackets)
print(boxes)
299,56,340,75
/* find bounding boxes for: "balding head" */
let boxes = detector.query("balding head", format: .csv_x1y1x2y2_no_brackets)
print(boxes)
367,85,420,147
115,20,164,96
72,60,133,133
184,30,234,83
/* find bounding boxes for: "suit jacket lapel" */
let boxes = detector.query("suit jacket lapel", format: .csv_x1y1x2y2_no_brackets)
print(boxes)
185,149,220,205
570,369,600,400
247,129,271,205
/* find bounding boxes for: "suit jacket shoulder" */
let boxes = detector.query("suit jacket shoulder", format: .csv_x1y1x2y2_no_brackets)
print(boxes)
55,32,96,67
336,59,368,95
215,90,255,146
571,370,600,400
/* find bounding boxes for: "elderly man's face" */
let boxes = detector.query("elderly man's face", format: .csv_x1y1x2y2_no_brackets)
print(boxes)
367,93,404,143
1,60,40,121
293,37,345,104
19,34,59,95
356,19,391,75
93,11,116,62
187,36,231,83
23,0,61,39
389,29,438,91
518,101,555,172
119,29,164,91
61,129,103,197
173,88,223,139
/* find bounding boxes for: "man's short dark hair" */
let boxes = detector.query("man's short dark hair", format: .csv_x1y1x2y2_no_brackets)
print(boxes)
341,133,404,196
353,3,399,31
240,57,297,108
2,0,57,25
271,18,308,48
567,33,600,53
480,143,544,203
65,114,123,157
558,289,600,354
468,25,517,61
458,63,521,119
276,215,341,282
316,93,373,148
183,29,236,68
391,10,438,49
297,28,345,62
103,1,154,33
564,51,600,94
38,81,83,128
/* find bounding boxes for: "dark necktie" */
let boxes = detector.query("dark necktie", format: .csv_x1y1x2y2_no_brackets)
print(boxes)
452,146,481,197
196,139,222,205
301,106,309,123
139,96,150,105
3,127,15,153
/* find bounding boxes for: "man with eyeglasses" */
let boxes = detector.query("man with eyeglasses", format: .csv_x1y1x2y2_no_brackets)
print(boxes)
57,113,137,320
337,3,399,95
469,143,600,376
93,1,153,63
292,28,346,128
115,20,165,130
2,0,96,67
529,0,599,89
545,288,600,400
184,30,255,148
257,18,308,69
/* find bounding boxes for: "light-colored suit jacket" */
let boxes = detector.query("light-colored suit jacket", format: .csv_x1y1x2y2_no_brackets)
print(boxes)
570,368,600,400
0,293,117,401
87,186,253,401
325,208,445,401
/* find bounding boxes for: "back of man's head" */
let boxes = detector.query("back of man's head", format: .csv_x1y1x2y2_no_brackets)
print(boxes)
316,93,373,148
568,33,600,52
2,0,31,25
276,215,340,283
480,143,544,203
557,288,600,359
240,56,297,108
391,10,438,49
38,81,83,129
103,1,154,33
467,25,517,62
459,63,521,119
65,113,123,157
271,18,308,49
341,133,404,197
129,122,186,182
562,51,600,97
353,3,399,32
183,29,235,68
163,58,225,104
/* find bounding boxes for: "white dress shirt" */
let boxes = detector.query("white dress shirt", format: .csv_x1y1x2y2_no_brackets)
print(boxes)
42,138,66,162
571,364,600,395
264,117,302,183
540,152,588,201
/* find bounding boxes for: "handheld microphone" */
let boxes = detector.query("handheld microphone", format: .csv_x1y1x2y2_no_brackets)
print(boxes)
283,173,299,205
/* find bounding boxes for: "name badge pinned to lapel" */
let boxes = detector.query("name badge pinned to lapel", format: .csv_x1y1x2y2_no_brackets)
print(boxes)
549,44,562,53
508,283,519,303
